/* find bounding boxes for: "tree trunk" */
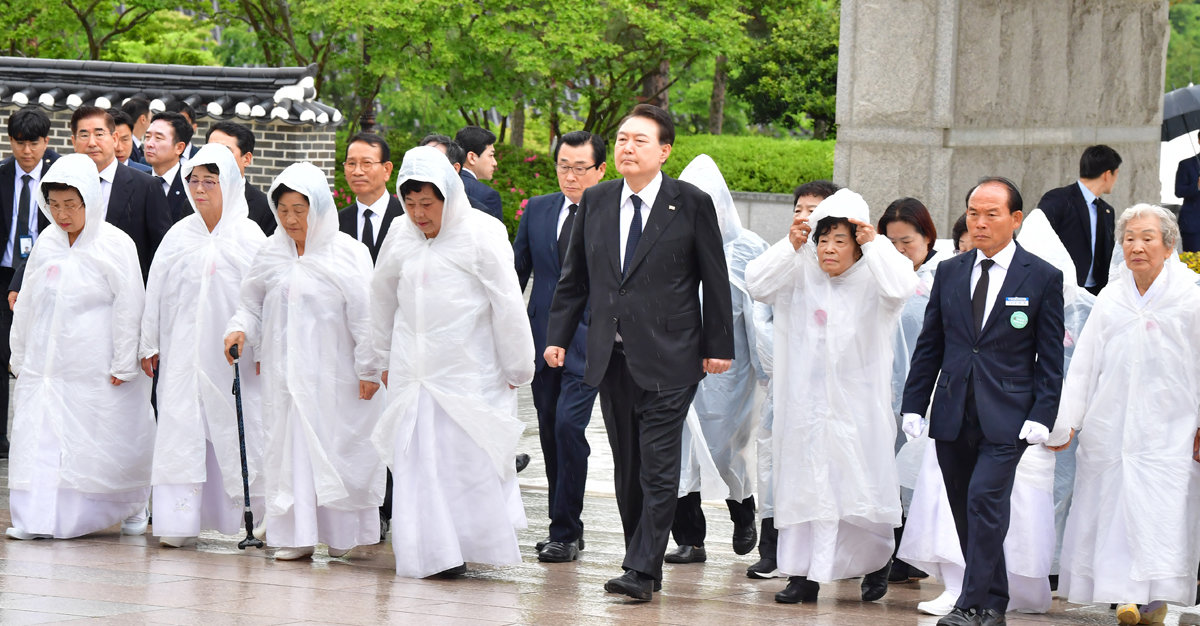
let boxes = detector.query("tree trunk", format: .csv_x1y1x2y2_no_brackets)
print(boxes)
510,93,525,147
642,59,670,109
813,117,831,141
498,114,508,144
708,54,727,135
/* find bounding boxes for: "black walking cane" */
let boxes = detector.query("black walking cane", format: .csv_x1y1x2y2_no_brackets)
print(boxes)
229,344,264,550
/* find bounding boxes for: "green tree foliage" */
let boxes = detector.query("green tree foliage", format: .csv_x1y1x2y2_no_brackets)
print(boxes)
729,0,839,139
1168,0,1200,90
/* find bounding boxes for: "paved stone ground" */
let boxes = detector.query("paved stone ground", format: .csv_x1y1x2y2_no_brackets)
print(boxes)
0,382,1188,624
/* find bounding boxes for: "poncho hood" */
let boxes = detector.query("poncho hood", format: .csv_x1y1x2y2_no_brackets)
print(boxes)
679,153,742,245
393,146,472,241
35,153,104,248
182,143,249,235
806,188,870,252
267,162,339,255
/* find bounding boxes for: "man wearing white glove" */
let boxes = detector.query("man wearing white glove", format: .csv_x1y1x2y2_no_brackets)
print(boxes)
900,178,1064,626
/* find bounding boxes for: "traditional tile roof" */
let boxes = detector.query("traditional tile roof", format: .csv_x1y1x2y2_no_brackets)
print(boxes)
0,56,343,126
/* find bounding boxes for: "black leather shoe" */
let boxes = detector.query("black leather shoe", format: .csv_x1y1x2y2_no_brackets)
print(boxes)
732,519,757,555
746,557,781,579
515,453,530,473
604,570,653,601
538,540,580,563
775,576,819,603
537,533,584,552
434,563,467,578
937,607,979,626
977,608,1005,626
664,545,706,564
1048,574,1058,591
861,562,890,601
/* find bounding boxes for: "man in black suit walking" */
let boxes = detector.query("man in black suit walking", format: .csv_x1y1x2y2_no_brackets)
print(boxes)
1036,145,1120,295
337,132,402,263
143,111,192,223
546,104,734,601
454,126,503,221
902,178,1065,626
204,121,276,236
110,110,153,174
0,107,57,458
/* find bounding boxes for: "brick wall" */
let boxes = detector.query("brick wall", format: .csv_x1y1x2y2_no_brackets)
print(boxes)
0,105,338,195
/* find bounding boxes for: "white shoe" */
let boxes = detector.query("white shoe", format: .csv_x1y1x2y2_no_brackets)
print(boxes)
5,527,51,540
1178,611,1200,626
158,536,197,548
273,546,315,561
252,522,266,541
917,589,958,616
328,546,352,558
121,507,149,536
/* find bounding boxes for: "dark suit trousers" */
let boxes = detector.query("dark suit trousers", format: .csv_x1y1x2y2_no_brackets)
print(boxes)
936,385,1027,613
599,344,697,581
532,365,598,543
671,492,756,547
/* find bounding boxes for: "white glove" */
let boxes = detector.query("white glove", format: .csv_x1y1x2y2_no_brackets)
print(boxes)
1019,420,1050,445
902,413,926,439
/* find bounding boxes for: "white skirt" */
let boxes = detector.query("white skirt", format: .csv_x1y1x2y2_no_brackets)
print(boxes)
152,440,264,538
389,388,526,578
10,413,147,538
263,416,379,551
898,441,1055,613
777,518,894,583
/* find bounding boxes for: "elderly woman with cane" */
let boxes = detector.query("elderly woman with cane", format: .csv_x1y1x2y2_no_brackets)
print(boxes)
225,162,385,561
6,153,155,540
140,144,267,548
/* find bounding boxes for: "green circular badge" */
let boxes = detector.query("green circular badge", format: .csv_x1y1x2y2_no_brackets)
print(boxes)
1010,311,1029,329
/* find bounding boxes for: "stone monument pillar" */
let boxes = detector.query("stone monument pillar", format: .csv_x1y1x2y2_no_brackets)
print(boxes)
833,0,1169,230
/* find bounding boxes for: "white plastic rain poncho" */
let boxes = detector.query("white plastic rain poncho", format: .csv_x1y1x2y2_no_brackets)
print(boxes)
897,209,1096,613
8,153,154,537
744,189,917,582
1052,223,1200,607
370,146,534,578
225,162,384,551
141,144,268,536
676,155,768,503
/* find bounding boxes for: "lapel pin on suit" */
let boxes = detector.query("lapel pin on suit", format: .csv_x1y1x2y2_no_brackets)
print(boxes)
668,205,676,211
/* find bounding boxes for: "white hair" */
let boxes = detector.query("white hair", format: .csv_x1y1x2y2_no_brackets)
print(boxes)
1116,203,1179,249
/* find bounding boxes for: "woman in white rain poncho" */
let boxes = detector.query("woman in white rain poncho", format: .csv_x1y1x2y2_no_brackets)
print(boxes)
371,146,534,579
745,188,917,604
141,144,267,547
897,208,1095,616
6,153,155,540
224,162,385,561
1048,204,1200,625
668,154,769,561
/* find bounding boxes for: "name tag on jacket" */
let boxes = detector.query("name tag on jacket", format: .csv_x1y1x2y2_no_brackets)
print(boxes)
1005,297,1029,307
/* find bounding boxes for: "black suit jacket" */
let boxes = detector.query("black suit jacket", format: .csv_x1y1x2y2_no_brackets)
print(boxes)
547,175,734,389
901,245,1065,443
130,141,146,166
246,184,276,236
337,194,404,263
163,168,189,222
460,171,503,221
1036,183,1115,290
0,154,56,270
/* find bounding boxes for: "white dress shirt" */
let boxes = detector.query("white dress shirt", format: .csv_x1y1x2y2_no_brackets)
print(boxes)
355,192,388,245
556,196,577,237
1077,180,1099,288
618,171,662,263
155,161,181,196
5,162,42,268
97,159,118,221
969,239,1017,331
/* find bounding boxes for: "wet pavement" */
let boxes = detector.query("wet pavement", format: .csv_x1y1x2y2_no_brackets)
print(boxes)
0,383,1189,624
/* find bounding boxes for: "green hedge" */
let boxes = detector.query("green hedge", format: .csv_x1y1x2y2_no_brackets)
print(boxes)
336,135,835,239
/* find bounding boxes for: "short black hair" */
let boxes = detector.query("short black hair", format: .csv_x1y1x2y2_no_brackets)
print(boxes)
165,100,196,125
619,103,674,146
188,163,220,178
952,213,969,247
121,97,150,123
555,130,606,167
399,179,445,201
813,216,859,246
150,111,194,147
454,126,496,158
207,121,256,154
70,105,115,134
7,107,51,141
271,183,307,206
347,132,390,163
966,176,1023,215
419,133,452,148
109,109,134,131
41,181,82,203
1079,145,1122,179
878,197,937,255
418,134,466,166
792,180,840,204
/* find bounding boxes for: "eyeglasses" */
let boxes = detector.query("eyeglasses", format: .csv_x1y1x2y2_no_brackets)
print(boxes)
555,163,600,176
49,201,83,212
73,129,109,141
187,178,219,190
342,160,381,172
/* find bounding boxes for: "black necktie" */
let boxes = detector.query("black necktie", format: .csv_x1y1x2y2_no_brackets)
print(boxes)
622,195,642,277
362,208,375,248
558,203,577,266
16,174,30,259
972,258,995,332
